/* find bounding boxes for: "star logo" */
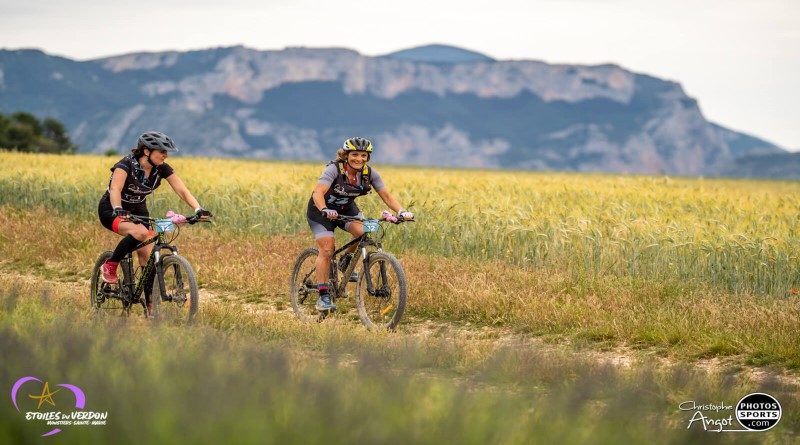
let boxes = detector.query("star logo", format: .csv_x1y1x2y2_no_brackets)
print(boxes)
28,381,61,409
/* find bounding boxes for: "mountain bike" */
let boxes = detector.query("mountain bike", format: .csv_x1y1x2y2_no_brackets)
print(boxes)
89,213,206,324
289,213,412,330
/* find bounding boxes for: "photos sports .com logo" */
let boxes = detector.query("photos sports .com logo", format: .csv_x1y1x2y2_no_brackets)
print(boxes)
735,393,782,431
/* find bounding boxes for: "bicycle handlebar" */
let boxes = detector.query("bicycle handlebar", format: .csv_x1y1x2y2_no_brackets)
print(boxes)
334,215,415,225
125,213,210,225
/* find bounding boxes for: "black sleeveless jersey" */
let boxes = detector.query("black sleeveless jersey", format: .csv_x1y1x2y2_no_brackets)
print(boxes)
321,161,373,210
101,155,174,209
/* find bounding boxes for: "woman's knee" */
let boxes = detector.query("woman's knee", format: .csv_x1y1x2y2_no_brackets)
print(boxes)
346,223,364,237
316,239,335,258
118,222,149,240
130,226,150,241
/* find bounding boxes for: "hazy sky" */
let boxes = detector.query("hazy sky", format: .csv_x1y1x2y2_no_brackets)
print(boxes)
1,0,798,150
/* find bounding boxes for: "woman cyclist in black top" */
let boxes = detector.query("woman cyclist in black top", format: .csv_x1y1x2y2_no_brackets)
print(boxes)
307,137,413,312
97,132,212,291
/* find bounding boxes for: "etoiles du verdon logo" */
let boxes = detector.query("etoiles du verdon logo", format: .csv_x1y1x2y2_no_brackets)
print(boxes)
11,376,109,437
679,392,782,433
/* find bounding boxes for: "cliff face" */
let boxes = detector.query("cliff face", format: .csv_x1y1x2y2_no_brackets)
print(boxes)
0,45,783,176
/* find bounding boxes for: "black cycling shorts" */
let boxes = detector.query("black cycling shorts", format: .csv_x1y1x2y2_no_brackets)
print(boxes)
306,198,360,239
98,195,149,233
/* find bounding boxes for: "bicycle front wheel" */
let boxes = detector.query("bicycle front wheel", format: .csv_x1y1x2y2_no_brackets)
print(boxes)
89,251,129,317
153,254,199,324
355,252,407,331
289,247,323,322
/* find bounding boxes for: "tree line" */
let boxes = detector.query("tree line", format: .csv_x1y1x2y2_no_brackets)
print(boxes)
0,112,77,153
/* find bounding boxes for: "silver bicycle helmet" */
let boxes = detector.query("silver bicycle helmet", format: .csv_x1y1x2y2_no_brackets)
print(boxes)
137,131,179,152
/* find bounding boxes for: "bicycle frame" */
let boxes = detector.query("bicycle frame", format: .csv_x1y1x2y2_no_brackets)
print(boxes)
328,227,389,300
118,231,179,307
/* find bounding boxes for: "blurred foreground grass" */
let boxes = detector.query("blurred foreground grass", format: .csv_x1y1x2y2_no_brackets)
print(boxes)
0,276,797,444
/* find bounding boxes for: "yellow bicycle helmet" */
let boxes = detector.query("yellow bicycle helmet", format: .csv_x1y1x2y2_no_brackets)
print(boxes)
342,137,373,153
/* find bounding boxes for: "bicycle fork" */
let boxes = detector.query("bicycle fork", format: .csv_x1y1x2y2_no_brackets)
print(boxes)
156,251,188,304
362,257,389,297
354,245,389,297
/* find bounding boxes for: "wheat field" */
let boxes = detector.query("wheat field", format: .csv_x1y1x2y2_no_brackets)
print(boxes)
2,152,799,294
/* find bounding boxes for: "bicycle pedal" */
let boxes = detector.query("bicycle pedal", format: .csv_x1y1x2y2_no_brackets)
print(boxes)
316,310,334,322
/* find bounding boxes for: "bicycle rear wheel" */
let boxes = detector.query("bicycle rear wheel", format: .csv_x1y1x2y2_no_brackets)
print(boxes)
153,254,199,324
89,251,130,317
290,247,325,322
355,252,407,331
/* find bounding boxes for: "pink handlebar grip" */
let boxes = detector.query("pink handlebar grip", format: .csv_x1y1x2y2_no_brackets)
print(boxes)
381,210,399,223
166,210,187,224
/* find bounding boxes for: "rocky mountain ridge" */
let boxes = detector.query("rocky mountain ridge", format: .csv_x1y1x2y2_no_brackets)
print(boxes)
0,44,787,177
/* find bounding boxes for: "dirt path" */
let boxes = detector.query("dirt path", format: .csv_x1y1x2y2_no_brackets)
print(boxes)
201,281,800,389
4,269,799,389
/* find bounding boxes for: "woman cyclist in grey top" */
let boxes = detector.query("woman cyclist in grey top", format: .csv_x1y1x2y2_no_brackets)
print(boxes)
306,137,413,312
